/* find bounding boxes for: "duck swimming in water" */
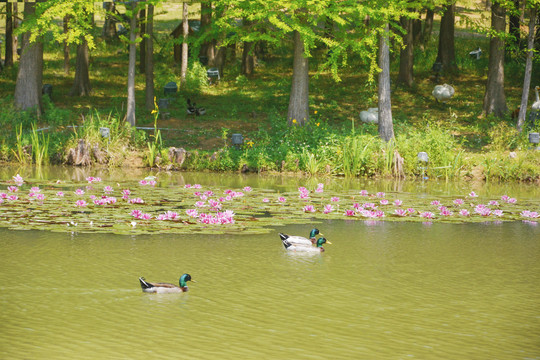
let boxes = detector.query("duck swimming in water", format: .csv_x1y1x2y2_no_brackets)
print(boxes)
282,237,331,252
139,274,193,293
278,229,323,247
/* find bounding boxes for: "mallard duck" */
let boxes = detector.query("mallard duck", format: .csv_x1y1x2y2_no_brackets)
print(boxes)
432,84,455,103
187,99,206,116
139,274,193,293
279,229,323,246
283,237,331,252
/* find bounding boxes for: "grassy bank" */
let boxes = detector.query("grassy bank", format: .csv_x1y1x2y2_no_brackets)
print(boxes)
0,4,539,182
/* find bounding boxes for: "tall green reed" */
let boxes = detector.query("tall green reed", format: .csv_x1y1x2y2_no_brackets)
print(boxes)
30,123,50,166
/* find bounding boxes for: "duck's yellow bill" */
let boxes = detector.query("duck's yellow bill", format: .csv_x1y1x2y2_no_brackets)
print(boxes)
326,240,332,244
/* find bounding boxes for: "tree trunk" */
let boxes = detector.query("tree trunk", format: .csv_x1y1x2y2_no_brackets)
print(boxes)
436,3,457,73
139,7,146,74
200,1,215,65
126,3,137,127
241,19,254,75
398,16,414,87
507,0,521,51
145,4,155,111
5,3,14,67
12,3,19,63
14,1,43,116
287,30,309,126
63,15,70,75
70,38,91,96
483,1,508,118
422,8,434,48
378,23,394,142
242,40,255,75
102,2,117,40
181,2,189,85
517,6,537,131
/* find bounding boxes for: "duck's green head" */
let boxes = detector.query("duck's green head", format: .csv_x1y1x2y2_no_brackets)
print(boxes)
316,237,331,247
179,273,192,288
310,228,322,238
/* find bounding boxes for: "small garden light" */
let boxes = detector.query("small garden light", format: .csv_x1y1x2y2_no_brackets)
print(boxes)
529,132,539,150
418,152,429,180
231,133,243,148
100,127,110,139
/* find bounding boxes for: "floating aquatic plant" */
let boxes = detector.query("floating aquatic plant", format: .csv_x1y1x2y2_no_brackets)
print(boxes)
0,174,538,235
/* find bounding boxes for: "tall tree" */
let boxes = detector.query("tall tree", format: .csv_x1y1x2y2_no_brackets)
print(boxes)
14,1,44,115
181,2,189,85
483,0,508,117
63,15,70,74
126,2,138,127
5,3,14,67
145,3,155,111
378,23,394,142
398,16,415,87
241,19,255,75
517,5,538,131
102,2,117,41
70,37,91,96
436,3,457,74
287,30,309,126
200,1,215,65
139,7,146,74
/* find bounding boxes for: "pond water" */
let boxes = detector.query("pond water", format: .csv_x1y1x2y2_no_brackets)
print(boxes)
0,167,539,359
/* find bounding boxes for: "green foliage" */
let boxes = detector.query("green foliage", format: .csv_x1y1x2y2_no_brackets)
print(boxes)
183,61,210,95
30,123,50,166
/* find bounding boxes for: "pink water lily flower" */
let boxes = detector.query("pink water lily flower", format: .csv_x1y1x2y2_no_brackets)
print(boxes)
262,198,270,203
195,201,206,208
393,199,402,206
129,198,144,204
394,209,408,217
8,195,18,201
315,183,324,193
492,210,504,217
7,186,18,193
459,209,470,217
407,208,416,214
468,191,478,198
104,186,114,194
521,210,539,218
186,209,199,218
13,174,24,186
331,197,340,202
380,199,389,205
453,199,464,206
278,197,286,203
439,207,453,216
376,192,385,198
420,211,434,219
75,189,85,196
75,200,87,207
56,191,64,197
344,209,355,216
303,205,316,212
359,190,369,196
488,200,499,206
243,186,252,192
193,184,202,189
431,200,440,206
30,187,41,193
323,204,334,214
36,193,45,201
